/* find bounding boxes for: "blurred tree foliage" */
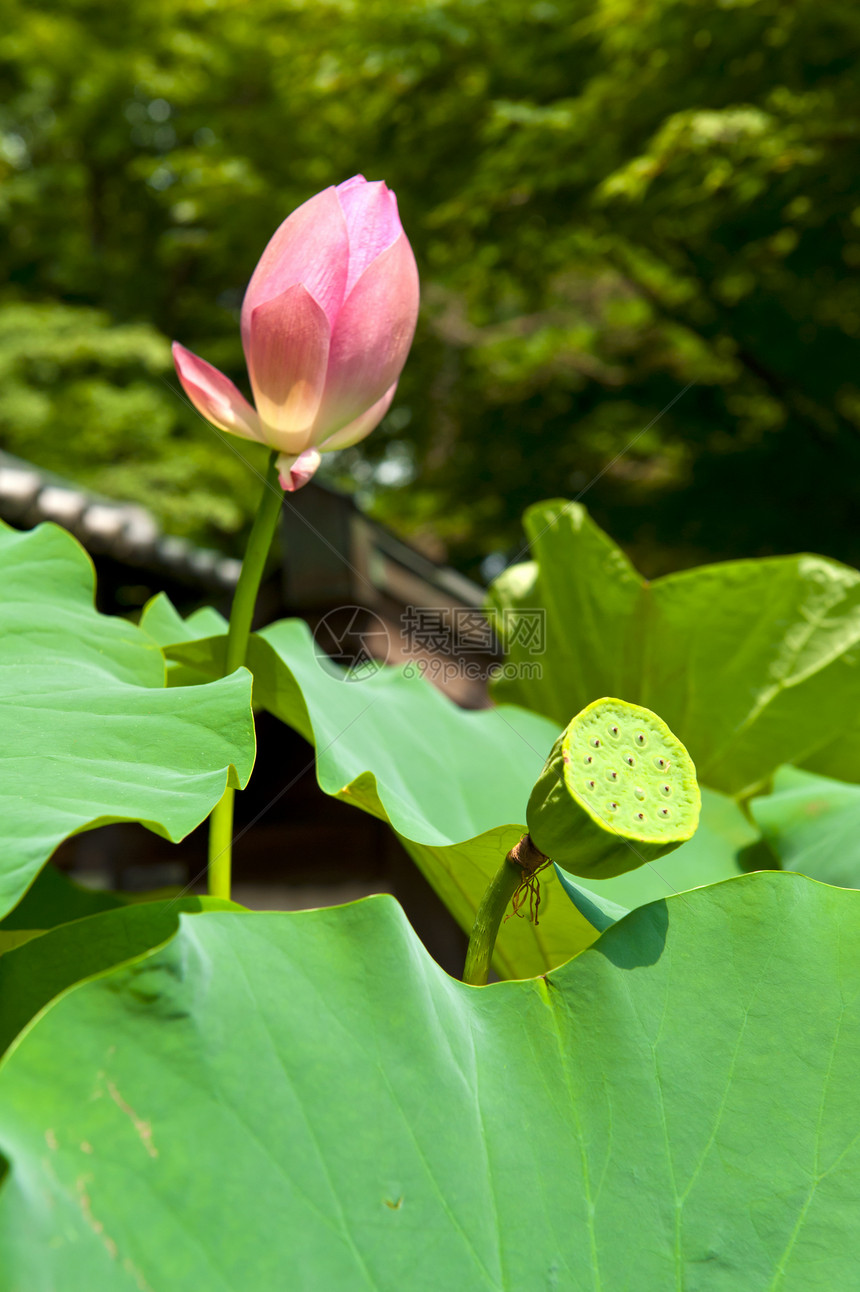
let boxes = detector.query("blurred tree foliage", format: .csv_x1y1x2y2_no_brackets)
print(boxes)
2,0,860,574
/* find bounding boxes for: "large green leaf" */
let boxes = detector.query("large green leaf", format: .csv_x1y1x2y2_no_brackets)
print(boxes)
553,867,630,932
0,865,131,931
488,500,860,796
750,766,860,889
1,873,859,1288
0,896,238,1055
0,860,195,934
143,597,751,977
0,523,255,921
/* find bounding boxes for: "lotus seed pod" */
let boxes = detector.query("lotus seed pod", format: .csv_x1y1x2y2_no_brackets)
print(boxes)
526,697,701,880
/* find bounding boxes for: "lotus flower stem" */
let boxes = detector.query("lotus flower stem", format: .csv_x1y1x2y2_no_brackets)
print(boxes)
463,835,548,986
208,449,283,899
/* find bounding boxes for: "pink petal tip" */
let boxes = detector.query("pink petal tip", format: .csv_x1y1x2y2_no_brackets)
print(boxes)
277,448,322,492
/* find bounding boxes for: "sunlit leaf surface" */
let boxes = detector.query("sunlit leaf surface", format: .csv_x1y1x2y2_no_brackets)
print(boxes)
489,501,860,796
0,873,857,1289
0,523,255,921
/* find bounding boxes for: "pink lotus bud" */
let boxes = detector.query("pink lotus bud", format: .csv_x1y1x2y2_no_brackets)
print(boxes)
172,176,419,492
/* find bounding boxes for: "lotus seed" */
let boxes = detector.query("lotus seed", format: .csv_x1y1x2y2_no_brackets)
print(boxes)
588,780,595,789
609,725,619,736
661,784,671,796
636,812,645,820
608,770,618,781
660,808,670,817
636,733,646,746
634,787,645,800
608,802,618,811
584,755,593,764
626,755,635,766
591,738,601,748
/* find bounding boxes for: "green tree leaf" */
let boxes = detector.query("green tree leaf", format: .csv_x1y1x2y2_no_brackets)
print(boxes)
0,522,255,921
1,873,858,1287
489,501,860,795
6,0,860,574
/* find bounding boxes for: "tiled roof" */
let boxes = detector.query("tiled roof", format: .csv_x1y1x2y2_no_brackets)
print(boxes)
0,452,487,611
0,451,242,590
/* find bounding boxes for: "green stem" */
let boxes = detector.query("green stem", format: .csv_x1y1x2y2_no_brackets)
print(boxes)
207,449,282,900
463,833,549,985
224,449,284,675
207,785,235,901
462,854,523,986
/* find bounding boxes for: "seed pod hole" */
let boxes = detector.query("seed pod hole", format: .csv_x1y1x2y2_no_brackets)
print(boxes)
660,808,670,817
609,725,619,737
584,755,593,765
591,738,601,748
654,757,668,769
636,812,645,821
587,780,595,790
607,770,618,781
636,733,647,746
626,755,635,766
661,784,672,796
607,802,618,811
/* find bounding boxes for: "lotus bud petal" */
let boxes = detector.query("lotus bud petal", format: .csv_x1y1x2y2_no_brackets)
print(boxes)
277,448,322,493
171,343,264,443
173,176,419,492
526,698,701,880
318,383,397,454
